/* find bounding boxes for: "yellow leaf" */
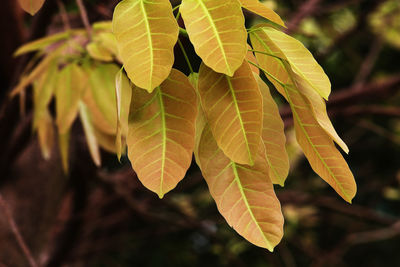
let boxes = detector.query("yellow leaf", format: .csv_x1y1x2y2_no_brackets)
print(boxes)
180,0,248,76
79,102,101,166
115,68,132,161
32,61,58,129
59,130,70,174
127,69,197,198
94,127,119,154
112,0,179,91
56,63,86,134
256,76,289,186
238,0,285,27
249,28,348,153
37,109,54,160
252,26,331,100
198,61,262,165
86,42,114,62
197,125,283,251
14,31,76,56
18,0,45,15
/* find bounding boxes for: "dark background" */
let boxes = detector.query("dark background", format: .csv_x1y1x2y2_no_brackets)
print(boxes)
0,0,399,266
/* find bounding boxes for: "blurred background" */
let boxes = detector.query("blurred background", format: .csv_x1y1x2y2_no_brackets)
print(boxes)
0,0,400,266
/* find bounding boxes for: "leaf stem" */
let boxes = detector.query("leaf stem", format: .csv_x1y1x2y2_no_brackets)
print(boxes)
178,38,194,74
247,60,286,88
248,49,283,60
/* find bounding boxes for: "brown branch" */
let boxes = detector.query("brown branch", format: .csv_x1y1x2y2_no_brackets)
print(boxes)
75,0,92,38
57,0,71,31
286,0,322,34
0,193,38,267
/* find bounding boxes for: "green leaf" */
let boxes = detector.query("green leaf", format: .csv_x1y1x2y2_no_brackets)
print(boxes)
59,130,70,174
112,0,179,91
127,69,197,198
196,124,284,251
37,109,54,160
180,0,248,76
198,61,263,165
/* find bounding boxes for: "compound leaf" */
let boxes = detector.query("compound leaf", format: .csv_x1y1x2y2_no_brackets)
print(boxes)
127,69,197,198
198,61,262,165
197,124,284,251
112,0,179,91
180,0,247,76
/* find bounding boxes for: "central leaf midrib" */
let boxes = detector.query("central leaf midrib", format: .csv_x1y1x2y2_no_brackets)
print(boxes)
157,87,167,198
231,162,273,250
140,0,153,89
197,0,231,74
226,76,253,165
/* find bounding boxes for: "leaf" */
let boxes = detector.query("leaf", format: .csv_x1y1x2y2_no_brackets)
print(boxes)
115,67,132,160
37,109,54,160
94,127,119,154
196,124,283,251
59,130,70,174
238,0,285,27
86,42,114,62
127,69,197,198
10,44,65,98
180,0,248,76
198,61,262,165
79,102,101,166
32,61,58,129
56,63,86,134
249,28,348,153
256,76,289,186
14,31,73,56
252,26,331,100
112,0,179,91
285,82,356,202
18,0,45,15
85,64,130,137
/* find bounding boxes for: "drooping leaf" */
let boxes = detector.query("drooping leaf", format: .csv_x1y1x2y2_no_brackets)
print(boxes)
249,28,349,153
180,0,248,76
256,76,289,186
18,0,45,15
32,61,58,129
127,69,197,198
112,0,179,91
37,109,54,160
79,102,101,166
238,0,285,27
250,54,356,201
198,61,262,165
56,63,87,134
84,64,130,137
94,127,119,154
251,26,331,100
59,130,70,174
196,124,284,251
115,67,132,160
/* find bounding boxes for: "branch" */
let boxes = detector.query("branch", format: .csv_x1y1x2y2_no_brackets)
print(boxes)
0,193,38,267
75,0,92,38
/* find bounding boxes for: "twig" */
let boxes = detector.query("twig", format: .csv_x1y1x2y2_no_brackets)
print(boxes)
75,0,92,38
0,193,38,267
57,0,71,31
286,0,322,34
